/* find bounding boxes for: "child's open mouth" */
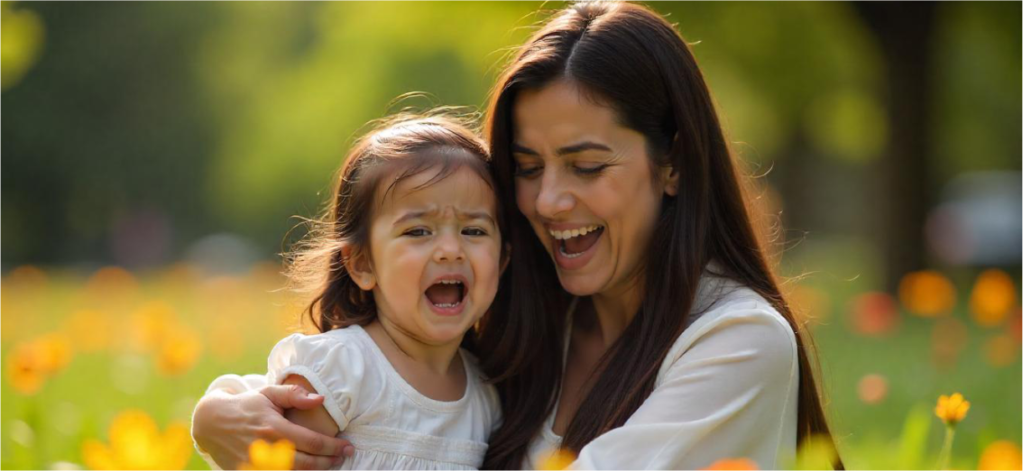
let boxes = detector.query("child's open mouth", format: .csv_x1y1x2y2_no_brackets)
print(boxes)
424,278,467,315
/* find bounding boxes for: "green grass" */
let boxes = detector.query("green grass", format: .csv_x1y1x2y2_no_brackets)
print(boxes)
1,265,1020,470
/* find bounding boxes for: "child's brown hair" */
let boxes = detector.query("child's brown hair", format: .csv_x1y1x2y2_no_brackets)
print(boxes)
286,113,502,333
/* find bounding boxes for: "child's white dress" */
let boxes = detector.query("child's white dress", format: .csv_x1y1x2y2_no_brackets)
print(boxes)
265,325,501,470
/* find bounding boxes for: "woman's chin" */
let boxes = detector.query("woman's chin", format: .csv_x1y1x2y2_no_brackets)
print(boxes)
555,271,605,297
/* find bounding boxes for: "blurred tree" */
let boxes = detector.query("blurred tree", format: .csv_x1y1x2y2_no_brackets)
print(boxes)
855,2,938,290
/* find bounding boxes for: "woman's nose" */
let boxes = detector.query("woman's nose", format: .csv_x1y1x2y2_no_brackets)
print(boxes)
433,231,465,263
534,170,575,218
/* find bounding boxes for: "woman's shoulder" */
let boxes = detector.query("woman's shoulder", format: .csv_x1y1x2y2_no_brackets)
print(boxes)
658,283,798,384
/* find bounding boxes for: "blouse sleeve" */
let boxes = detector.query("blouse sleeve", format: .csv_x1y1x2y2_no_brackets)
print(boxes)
266,333,367,431
571,306,799,470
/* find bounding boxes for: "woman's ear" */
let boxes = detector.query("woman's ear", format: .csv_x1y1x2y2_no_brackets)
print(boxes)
341,243,376,291
662,165,680,196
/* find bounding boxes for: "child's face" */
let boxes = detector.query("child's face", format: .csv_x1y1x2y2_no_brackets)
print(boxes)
360,165,502,346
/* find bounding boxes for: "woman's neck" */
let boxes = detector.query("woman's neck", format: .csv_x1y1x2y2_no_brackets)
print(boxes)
588,274,645,348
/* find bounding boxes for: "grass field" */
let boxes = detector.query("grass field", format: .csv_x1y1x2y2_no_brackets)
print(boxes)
1,263,1020,470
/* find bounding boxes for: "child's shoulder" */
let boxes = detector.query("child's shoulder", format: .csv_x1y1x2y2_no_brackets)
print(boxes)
269,325,376,371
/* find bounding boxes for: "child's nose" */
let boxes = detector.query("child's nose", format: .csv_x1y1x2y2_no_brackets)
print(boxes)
433,232,465,263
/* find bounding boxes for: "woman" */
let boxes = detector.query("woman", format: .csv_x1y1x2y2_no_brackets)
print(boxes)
192,3,842,469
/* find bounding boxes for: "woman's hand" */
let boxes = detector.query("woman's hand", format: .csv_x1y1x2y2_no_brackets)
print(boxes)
192,384,355,470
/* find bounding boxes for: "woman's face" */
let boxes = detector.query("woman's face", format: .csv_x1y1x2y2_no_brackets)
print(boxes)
512,79,675,298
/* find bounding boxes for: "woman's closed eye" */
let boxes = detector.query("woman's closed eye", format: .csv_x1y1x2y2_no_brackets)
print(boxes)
573,163,610,176
514,163,542,178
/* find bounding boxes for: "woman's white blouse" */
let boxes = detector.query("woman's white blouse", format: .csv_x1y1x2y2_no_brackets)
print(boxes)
525,279,800,470
198,325,501,470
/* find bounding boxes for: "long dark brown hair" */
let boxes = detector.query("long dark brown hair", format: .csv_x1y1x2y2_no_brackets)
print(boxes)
285,113,501,333
477,2,843,469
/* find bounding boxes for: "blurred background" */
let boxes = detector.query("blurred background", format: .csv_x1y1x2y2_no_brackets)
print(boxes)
1,2,1020,469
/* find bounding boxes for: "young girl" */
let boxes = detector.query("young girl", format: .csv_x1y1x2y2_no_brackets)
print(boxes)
256,115,504,470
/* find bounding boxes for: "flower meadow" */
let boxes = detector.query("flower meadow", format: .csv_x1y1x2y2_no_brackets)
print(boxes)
1,263,1020,470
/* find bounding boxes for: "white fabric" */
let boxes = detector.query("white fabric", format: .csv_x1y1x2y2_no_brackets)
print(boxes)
524,276,800,470
196,272,799,470
198,325,501,470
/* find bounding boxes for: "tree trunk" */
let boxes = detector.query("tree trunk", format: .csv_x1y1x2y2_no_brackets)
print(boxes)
855,2,938,291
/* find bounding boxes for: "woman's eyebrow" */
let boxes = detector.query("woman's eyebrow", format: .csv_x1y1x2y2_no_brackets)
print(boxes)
512,143,539,155
513,141,612,156
556,141,612,155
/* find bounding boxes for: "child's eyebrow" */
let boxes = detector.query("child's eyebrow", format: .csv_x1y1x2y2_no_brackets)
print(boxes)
392,209,437,226
460,211,496,225
392,208,495,226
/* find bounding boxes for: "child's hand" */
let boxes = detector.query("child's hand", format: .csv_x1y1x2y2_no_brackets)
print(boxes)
192,385,354,470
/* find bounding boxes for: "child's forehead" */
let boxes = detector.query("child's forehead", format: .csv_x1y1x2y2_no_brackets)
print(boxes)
375,165,497,218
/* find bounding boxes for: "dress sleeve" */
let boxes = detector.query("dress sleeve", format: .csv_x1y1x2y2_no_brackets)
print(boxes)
266,333,367,431
571,307,799,470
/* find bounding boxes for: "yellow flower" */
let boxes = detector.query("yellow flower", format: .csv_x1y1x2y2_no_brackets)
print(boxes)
239,439,296,470
63,310,113,352
934,393,970,427
538,449,576,471
34,332,73,374
6,341,46,394
155,326,203,376
979,440,1022,470
899,271,956,317
81,409,191,470
128,301,177,353
971,269,1017,327
704,458,759,470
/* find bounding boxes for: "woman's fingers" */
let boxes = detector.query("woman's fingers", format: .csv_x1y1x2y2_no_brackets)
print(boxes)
292,451,337,470
260,384,325,410
273,416,352,457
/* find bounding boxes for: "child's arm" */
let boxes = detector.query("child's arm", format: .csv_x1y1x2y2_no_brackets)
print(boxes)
281,375,341,438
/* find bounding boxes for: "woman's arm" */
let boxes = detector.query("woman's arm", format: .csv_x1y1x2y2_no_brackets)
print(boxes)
570,307,799,470
191,377,354,470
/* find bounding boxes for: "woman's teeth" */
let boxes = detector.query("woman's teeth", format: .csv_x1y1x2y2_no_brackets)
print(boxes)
548,225,603,240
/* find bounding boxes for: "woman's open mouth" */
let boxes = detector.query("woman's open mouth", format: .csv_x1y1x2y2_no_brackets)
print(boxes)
424,278,467,316
549,225,604,269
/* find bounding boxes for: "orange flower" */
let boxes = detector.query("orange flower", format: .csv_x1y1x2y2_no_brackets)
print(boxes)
979,440,1022,470
81,409,192,469
848,292,900,336
538,449,576,471
34,332,73,373
984,334,1019,368
857,374,888,405
239,439,296,470
128,301,177,353
155,326,203,376
6,341,46,394
934,393,970,427
899,271,956,317
704,458,759,470
971,269,1017,327
63,310,113,352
